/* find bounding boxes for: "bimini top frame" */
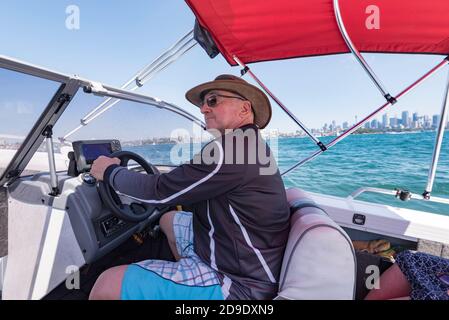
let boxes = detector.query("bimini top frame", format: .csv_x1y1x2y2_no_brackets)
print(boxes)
227,0,449,205
45,20,449,205
185,0,449,205
0,54,205,187
3,8,447,205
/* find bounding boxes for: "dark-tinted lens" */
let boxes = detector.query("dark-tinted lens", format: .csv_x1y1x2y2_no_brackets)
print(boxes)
206,96,218,107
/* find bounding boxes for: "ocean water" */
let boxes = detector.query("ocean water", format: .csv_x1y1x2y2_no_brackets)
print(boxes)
127,131,449,216
277,131,449,216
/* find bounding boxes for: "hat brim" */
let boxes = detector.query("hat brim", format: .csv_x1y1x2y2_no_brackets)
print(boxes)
186,79,272,129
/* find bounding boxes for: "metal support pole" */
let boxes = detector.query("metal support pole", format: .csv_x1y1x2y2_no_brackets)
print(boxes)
327,59,449,149
282,58,449,175
63,30,197,142
333,0,396,103
233,56,327,151
0,55,71,83
69,39,198,134
82,82,205,129
423,68,449,199
281,149,323,176
83,30,195,121
43,125,59,196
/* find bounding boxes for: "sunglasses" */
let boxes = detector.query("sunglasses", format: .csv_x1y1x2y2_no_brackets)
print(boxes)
202,94,246,107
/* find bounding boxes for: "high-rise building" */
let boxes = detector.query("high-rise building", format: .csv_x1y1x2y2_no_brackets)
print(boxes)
412,112,419,122
433,114,440,128
382,113,388,128
390,117,398,128
331,120,336,132
342,121,349,130
423,115,431,129
402,111,410,128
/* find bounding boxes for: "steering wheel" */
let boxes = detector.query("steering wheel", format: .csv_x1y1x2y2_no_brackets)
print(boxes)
98,150,162,223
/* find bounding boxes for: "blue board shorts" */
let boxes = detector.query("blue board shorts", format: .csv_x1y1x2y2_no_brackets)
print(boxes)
121,211,224,300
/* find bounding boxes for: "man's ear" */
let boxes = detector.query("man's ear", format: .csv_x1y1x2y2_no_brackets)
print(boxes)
241,101,252,118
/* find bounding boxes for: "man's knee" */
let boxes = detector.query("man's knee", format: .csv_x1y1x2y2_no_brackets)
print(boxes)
89,265,128,300
159,210,177,239
159,210,181,260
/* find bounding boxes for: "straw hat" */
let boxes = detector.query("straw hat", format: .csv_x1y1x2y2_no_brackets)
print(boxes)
185,74,272,129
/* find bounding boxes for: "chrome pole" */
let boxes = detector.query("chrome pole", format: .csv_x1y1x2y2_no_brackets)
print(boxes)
136,37,197,85
423,69,449,198
233,56,327,151
348,187,449,205
63,30,197,141
69,40,197,132
327,59,449,149
283,58,449,175
43,125,59,196
82,82,205,129
281,149,323,176
135,30,195,85
0,55,71,83
348,187,397,200
333,0,395,103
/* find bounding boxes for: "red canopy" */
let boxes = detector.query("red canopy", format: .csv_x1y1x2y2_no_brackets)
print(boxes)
186,0,449,65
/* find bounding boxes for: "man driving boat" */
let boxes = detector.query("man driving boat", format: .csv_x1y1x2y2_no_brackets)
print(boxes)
89,74,290,300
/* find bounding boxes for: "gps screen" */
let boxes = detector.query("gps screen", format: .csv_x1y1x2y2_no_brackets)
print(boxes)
82,143,112,164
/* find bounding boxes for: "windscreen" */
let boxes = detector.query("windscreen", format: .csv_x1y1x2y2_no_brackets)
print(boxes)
52,90,208,168
0,68,61,177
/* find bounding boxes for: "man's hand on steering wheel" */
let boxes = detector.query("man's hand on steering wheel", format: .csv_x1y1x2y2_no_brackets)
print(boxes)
91,155,121,181
94,151,162,223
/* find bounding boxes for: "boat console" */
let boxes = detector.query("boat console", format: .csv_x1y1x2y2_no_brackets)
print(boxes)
1,139,165,299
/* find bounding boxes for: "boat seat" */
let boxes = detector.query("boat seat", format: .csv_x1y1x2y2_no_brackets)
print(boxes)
275,188,357,300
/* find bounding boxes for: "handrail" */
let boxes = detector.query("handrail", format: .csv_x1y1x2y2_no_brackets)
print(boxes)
348,187,449,206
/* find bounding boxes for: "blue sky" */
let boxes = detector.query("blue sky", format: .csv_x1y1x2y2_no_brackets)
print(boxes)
1,0,448,140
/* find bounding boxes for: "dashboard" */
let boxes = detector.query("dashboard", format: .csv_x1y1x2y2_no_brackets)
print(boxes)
60,139,155,262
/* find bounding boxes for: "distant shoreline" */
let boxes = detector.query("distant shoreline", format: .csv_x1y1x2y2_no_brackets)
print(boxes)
275,128,447,139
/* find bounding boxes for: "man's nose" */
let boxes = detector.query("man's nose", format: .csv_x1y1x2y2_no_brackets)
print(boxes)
200,103,211,114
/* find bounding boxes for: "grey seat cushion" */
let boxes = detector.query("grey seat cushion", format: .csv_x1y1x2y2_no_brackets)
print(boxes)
276,188,357,300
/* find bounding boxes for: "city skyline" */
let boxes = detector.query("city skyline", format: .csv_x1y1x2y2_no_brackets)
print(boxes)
329,110,449,133
264,110,449,138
